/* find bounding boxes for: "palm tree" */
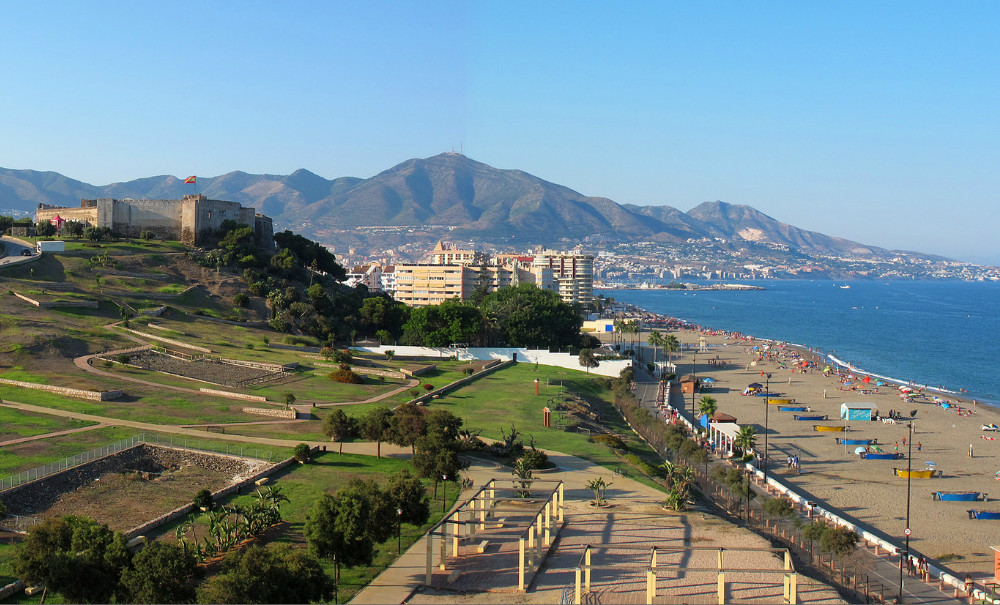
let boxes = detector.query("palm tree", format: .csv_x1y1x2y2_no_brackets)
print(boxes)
664,334,680,367
698,395,718,421
734,425,758,458
648,330,664,365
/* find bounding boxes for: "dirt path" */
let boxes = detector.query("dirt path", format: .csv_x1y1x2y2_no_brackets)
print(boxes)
0,398,410,456
73,328,421,410
0,423,107,447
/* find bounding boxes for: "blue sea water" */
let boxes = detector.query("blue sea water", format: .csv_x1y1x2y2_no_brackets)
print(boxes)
609,280,1000,403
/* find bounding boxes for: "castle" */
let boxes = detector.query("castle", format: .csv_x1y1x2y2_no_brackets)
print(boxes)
35,194,274,249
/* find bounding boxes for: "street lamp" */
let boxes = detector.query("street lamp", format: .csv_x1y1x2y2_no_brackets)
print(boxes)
397,507,403,554
442,474,448,513
690,349,699,421
900,421,914,600
763,373,772,485
746,468,753,522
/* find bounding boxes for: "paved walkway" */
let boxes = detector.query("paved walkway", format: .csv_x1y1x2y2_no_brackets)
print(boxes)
351,452,672,604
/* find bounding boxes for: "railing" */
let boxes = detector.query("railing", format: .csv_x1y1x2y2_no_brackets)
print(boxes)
0,432,276,492
0,514,43,533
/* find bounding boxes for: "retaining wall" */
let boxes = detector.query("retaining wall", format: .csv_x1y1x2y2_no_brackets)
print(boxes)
199,388,267,402
242,407,297,419
12,291,98,308
406,359,515,406
0,377,122,401
119,326,212,353
355,345,633,377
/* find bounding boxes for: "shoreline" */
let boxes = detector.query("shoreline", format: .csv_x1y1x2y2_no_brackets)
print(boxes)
622,299,996,407
612,301,1000,581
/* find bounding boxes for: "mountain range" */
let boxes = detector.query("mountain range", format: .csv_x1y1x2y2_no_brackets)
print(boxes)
0,153,941,261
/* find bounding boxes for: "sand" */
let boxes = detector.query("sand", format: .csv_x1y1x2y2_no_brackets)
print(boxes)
658,326,1000,581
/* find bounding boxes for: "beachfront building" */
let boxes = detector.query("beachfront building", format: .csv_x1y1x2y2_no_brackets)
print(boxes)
532,249,594,305
390,242,595,307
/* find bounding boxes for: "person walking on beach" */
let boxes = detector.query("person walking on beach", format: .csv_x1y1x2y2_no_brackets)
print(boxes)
894,441,899,452
917,442,922,452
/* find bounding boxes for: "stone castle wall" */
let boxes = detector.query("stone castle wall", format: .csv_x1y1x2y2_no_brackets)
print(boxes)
35,195,273,249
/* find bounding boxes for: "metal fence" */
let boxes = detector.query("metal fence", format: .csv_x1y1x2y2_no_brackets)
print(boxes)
0,432,277,492
0,513,43,533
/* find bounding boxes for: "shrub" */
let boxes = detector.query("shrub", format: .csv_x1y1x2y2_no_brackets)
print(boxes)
245,342,254,349
592,433,627,450
464,367,475,375
762,497,796,519
293,443,312,463
709,464,729,482
423,383,434,391
409,389,421,398
519,448,550,470
140,229,155,240
624,453,643,468
820,525,859,555
116,354,129,365
193,489,214,510
328,368,364,384
233,292,249,307
638,461,661,477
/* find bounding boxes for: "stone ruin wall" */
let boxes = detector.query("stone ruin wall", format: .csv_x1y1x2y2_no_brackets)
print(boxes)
110,198,185,240
35,196,273,249
0,443,268,517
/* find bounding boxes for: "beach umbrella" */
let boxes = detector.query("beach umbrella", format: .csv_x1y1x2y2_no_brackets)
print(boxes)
748,382,763,389
854,446,867,454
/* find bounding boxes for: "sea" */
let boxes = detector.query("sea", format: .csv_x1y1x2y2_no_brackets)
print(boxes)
608,280,1000,404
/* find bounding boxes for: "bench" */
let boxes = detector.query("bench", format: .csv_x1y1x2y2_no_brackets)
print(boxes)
255,477,269,486
25,587,43,596
477,540,490,553
447,570,462,583
494,517,506,528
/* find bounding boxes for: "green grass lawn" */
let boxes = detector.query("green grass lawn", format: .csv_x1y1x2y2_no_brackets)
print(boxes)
0,426,139,477
0,379,264,426
425,364,666,483
0,408,97,441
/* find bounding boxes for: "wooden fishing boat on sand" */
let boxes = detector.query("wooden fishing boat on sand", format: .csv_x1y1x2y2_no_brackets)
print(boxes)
894,468,937,478
814,425,846,432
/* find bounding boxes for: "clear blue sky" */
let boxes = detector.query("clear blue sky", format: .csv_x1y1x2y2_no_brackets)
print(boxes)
3,1,999,263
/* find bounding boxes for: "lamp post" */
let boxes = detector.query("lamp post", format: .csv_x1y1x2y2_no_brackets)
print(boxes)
746,468,753,522
397,507,403,554
763,372,772,485
690,349,699,421
900,421,914,601
442,474,448,513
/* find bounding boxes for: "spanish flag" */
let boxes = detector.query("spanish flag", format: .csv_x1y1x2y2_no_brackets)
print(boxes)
184,176,196,184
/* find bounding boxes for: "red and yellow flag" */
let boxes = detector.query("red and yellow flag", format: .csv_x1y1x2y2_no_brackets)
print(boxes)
184,176,196,184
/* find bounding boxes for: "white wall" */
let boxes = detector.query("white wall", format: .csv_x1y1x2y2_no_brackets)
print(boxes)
354,345,633,377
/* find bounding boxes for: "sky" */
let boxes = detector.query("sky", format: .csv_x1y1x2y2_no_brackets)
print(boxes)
2,1,999,263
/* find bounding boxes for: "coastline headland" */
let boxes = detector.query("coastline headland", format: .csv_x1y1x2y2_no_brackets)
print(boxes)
615,301,1000,587
596,282,764,291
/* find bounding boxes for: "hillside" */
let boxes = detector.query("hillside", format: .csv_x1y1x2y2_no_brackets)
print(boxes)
0,154,941,261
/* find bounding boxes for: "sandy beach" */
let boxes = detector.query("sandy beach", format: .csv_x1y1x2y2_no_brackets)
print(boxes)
657,325,1000,581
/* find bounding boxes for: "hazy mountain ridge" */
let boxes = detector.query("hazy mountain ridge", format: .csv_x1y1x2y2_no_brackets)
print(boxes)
0,154,944,261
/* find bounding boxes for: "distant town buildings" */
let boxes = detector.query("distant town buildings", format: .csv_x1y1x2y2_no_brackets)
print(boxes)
379,241,594,307
35,194,274,249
